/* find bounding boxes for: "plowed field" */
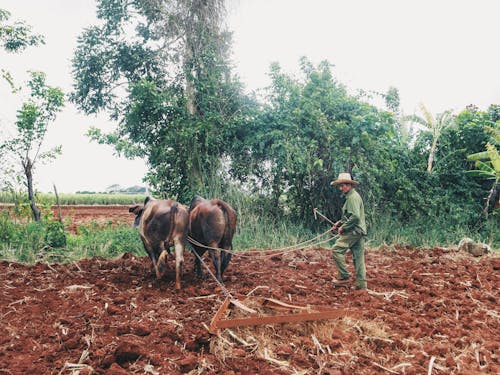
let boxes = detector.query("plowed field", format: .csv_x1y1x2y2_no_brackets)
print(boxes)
1,242,498,374
50,205,134,232
0,204,134,232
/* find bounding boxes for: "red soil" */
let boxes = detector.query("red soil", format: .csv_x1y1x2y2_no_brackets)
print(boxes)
50,205,134,232
0,243,498,374
0,204,134,232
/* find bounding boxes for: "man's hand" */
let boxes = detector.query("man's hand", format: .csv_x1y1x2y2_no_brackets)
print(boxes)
331,221,341,232
337,226,344,235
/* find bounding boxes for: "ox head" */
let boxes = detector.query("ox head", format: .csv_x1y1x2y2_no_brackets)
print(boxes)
129,196,155,227
128,205,144,228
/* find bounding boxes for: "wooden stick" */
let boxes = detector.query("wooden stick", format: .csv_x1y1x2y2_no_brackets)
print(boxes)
372,362,398,374
428,355,436,375
53,183,63,223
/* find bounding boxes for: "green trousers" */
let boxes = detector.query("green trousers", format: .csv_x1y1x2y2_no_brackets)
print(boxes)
332,232,367,288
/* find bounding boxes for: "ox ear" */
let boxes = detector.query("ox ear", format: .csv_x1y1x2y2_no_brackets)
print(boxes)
129,205,143,216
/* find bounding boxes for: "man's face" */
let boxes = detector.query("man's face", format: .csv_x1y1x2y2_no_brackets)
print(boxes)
338,183,352,194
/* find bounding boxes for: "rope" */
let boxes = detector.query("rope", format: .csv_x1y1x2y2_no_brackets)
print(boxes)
187,228,338,258
239,228,335,254
190,245,234,299
187,226,339,310
253,234,338,259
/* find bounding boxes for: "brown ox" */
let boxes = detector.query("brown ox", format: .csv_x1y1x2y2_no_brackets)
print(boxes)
189,196,237,282
129,197,189,290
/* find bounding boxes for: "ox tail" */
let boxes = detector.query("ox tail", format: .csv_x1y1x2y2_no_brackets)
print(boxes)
217,201,234,272
168,202,178,243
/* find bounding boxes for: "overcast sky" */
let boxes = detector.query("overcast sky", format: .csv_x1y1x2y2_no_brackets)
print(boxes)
1,0,500,193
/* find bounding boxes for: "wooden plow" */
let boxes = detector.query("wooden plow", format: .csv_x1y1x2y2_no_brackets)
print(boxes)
209,295,355,334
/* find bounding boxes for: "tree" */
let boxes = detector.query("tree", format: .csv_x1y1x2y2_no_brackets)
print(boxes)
406,103,454,173
0,72,64,221
71,0,249,200
1,7,46,191
234,58,399,223
0,8,44,53
467,123,500,216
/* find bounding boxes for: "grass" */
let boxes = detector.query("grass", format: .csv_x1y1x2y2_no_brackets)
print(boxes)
0,211,146,263
368,213,500,250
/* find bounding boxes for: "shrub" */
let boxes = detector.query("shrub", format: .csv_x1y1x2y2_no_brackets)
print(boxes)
44,220,67,248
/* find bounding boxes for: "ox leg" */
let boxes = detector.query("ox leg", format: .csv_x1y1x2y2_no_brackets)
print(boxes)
173,239,184,290
141,237,158,277
193,247,206,279
156,248,168,279
148,238,169,280
209,245,223,282
221,245,232,275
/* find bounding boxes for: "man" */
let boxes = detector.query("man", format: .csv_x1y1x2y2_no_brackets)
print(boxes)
330,172,367,290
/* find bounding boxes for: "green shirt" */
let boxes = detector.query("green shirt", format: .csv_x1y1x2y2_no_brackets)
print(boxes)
340,189,366,235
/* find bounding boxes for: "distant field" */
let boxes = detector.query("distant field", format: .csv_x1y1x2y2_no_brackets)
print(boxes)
0,192,148,205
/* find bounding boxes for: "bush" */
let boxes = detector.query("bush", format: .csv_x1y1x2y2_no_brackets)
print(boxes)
44,220,67,248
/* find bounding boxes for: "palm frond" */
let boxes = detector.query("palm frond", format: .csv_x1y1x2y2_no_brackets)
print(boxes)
418,102,434,126
486,143,500,173
467,150,490,161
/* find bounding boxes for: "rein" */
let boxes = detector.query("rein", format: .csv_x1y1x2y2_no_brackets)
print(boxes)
187,228,338,259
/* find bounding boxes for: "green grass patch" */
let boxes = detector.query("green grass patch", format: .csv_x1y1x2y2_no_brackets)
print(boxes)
369,213,500,249
0,212,145,263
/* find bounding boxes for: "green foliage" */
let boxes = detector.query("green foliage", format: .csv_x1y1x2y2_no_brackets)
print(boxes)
233,213,317,251
0,71,65,221
369,214,500,249
230,58,400,227
71,0,249,201
0,8,44,53
44,220,66,248
0,214,46,262
466,119,500,214
405,103,455,173
0,211,15,243
69,224,145,259
0,215,145,262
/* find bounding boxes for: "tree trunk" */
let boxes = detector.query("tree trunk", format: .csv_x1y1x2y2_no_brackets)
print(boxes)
24,160,41,222
184,44,196,116
53,183,63,223
427,140,437,173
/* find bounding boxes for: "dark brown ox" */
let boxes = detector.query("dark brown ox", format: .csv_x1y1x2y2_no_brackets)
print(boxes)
189,196,237,282
129,197,189,290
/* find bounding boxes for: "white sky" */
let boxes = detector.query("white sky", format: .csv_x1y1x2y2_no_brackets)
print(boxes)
1,0,500,193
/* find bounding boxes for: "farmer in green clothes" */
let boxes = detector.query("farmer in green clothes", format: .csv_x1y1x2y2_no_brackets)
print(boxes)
330,173,367,290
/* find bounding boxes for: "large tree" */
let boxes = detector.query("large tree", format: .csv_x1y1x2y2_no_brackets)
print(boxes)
71,0,250,200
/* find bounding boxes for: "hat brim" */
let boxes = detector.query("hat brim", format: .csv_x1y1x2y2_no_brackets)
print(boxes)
330,179,359,186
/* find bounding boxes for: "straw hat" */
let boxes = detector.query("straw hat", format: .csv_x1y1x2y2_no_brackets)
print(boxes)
330,172,359,186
